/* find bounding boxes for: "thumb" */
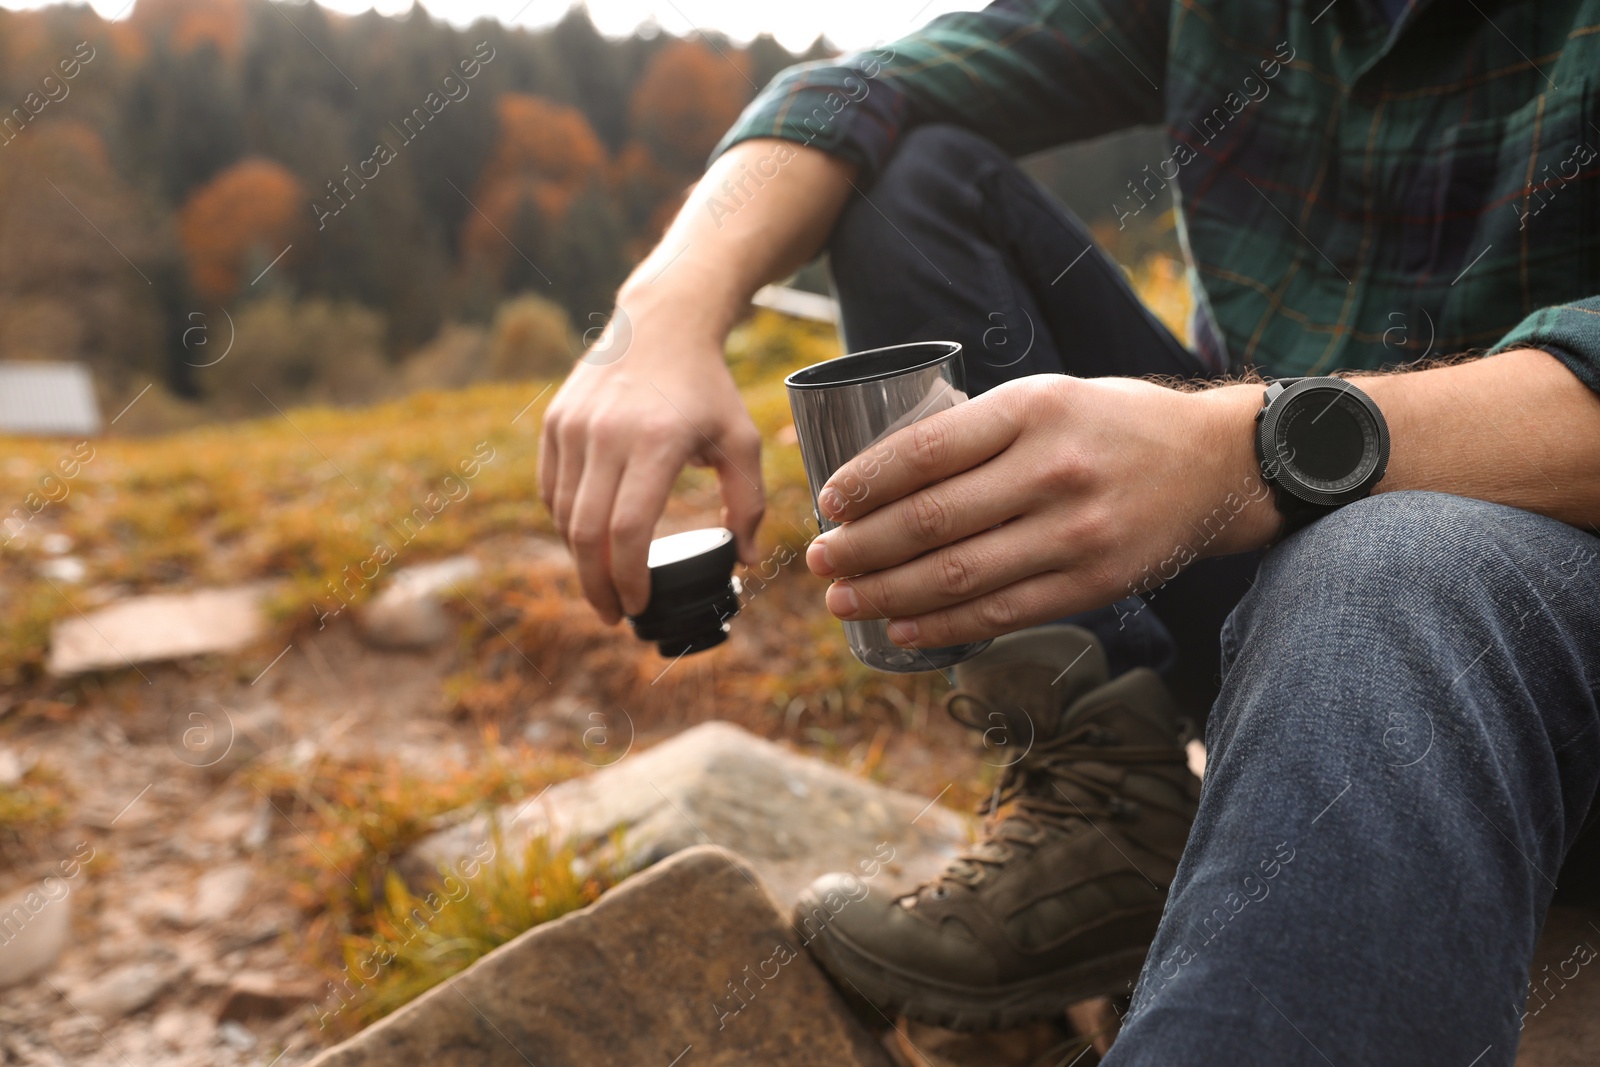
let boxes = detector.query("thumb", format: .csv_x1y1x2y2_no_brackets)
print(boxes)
712,432,766,566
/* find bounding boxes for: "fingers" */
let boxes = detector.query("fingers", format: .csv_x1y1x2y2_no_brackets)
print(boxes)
711,427,766,567
882,571,1090,648
821,514,1054,621
567,448,629,623
548,412,589,539
807,459,1029,579
538,404,562,516
609,450,683,616
817,395,1022,525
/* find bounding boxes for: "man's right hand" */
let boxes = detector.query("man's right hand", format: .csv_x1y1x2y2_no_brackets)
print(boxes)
536,138,858,624
539,303,764,626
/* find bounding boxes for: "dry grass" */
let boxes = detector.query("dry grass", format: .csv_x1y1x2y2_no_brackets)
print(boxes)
0,248,1195,1032
323,830,620,1035
0,310,838,683
0,762,69,861
246,739,580,937
0,243,1190,682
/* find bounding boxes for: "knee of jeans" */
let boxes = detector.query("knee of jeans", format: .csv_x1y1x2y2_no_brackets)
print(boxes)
828,124,1004,260
1225,490,1534,652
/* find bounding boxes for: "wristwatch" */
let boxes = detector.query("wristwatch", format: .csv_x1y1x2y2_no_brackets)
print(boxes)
1254,376,1390,533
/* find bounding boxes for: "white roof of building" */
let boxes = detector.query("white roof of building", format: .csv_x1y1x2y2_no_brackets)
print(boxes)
752,284,840,324
0,361,101,436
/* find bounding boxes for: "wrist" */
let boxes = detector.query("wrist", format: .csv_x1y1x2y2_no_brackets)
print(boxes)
1189,383,1283,555
613,257,743,357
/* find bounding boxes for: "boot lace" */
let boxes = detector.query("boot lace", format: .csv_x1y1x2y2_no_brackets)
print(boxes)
920,688,1189,894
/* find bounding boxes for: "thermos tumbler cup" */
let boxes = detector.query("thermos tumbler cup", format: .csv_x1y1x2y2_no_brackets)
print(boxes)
785,341,992,673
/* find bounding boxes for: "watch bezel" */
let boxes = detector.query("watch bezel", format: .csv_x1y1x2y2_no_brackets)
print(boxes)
1257,377,1390,509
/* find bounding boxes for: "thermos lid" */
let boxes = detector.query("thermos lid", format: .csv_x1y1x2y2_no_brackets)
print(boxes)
646,527,737,597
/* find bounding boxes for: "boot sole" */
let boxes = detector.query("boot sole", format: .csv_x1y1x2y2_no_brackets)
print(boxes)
804,920,1147,1032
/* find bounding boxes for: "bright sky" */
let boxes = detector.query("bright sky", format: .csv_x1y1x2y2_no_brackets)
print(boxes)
9,0,979,51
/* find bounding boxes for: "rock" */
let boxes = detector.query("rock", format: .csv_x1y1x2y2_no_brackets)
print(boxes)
216,1020,258,1050
0,747,26,787
191,864,254,924
154,1009,213,1052
217,975,319,1024
0,883,71,989
404,721,970,907
1064,998,1121,1058
37,556,86,583
46,1014,101,1057
73,955,185,1019
194,701,286,780
357,556,480,649
47,585,268,676
1516,904,1600,1066
133,889,189,928
241,798,274,851
306,845,893,1067
884,1017,1073,1067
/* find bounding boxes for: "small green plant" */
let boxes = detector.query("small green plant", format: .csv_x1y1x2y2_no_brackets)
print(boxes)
324,828,621,1034
0,762,68,859
246,739,582,953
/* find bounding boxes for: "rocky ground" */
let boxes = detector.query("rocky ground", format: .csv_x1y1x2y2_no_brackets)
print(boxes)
0,622,471,1066
3,542,1598,1066
0,539,992,1066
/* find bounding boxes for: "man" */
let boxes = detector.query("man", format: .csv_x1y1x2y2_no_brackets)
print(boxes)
540,2,1600,1062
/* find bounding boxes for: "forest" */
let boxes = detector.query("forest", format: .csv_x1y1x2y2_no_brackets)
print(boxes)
0,0,830,423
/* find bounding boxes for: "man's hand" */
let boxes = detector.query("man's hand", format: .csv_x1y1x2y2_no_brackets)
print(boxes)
537,139,857,625
803,374,1279,647
540,311,764,625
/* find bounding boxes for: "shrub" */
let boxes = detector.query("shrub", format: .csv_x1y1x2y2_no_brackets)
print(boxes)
485,294,575,381
200,296,391,415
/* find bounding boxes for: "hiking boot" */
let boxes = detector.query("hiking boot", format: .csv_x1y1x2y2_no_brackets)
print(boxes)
793,625,1200,1031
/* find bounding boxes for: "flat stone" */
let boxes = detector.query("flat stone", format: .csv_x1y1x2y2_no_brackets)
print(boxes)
306,845,892,1067
190,864,253,924
73,955,185,1019
0,747,25,787
47,586,267,675
217,975,320,1024
357,556,481,649
404,721,970,907
0,882,71,989
200,702,287,780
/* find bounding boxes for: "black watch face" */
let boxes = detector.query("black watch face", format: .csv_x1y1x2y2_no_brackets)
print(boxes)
1274,387,1382,495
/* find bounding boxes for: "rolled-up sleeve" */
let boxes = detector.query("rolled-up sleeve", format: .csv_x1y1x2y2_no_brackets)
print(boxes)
1490,296,1600,395
711,0,1171,179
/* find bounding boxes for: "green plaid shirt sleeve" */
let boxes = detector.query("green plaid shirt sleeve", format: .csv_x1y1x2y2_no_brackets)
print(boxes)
710,0,1168,178
1492,298,1600,393
714,1,1600,395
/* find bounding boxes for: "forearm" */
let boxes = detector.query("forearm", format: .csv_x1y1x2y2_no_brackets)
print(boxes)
1200,349,1600,555
1359,349,1600,528
616,139,856,349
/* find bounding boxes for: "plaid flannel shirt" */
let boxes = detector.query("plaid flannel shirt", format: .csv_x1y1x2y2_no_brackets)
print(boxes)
713,0,1600,392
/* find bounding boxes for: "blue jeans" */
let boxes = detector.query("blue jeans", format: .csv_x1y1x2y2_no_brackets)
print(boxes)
827,125,1600,1064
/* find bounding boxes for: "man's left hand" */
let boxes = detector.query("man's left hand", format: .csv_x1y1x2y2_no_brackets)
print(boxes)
803,374,1279,647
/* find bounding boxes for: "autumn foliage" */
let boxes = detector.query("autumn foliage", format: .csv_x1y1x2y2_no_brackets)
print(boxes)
131,0,248,58
630,41,752,173
0,3,805,401
477,94,607,219
178,158,306,301
461,95,608,275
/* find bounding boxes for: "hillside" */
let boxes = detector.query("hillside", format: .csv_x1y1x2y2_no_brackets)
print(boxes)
0,243,1197,1066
